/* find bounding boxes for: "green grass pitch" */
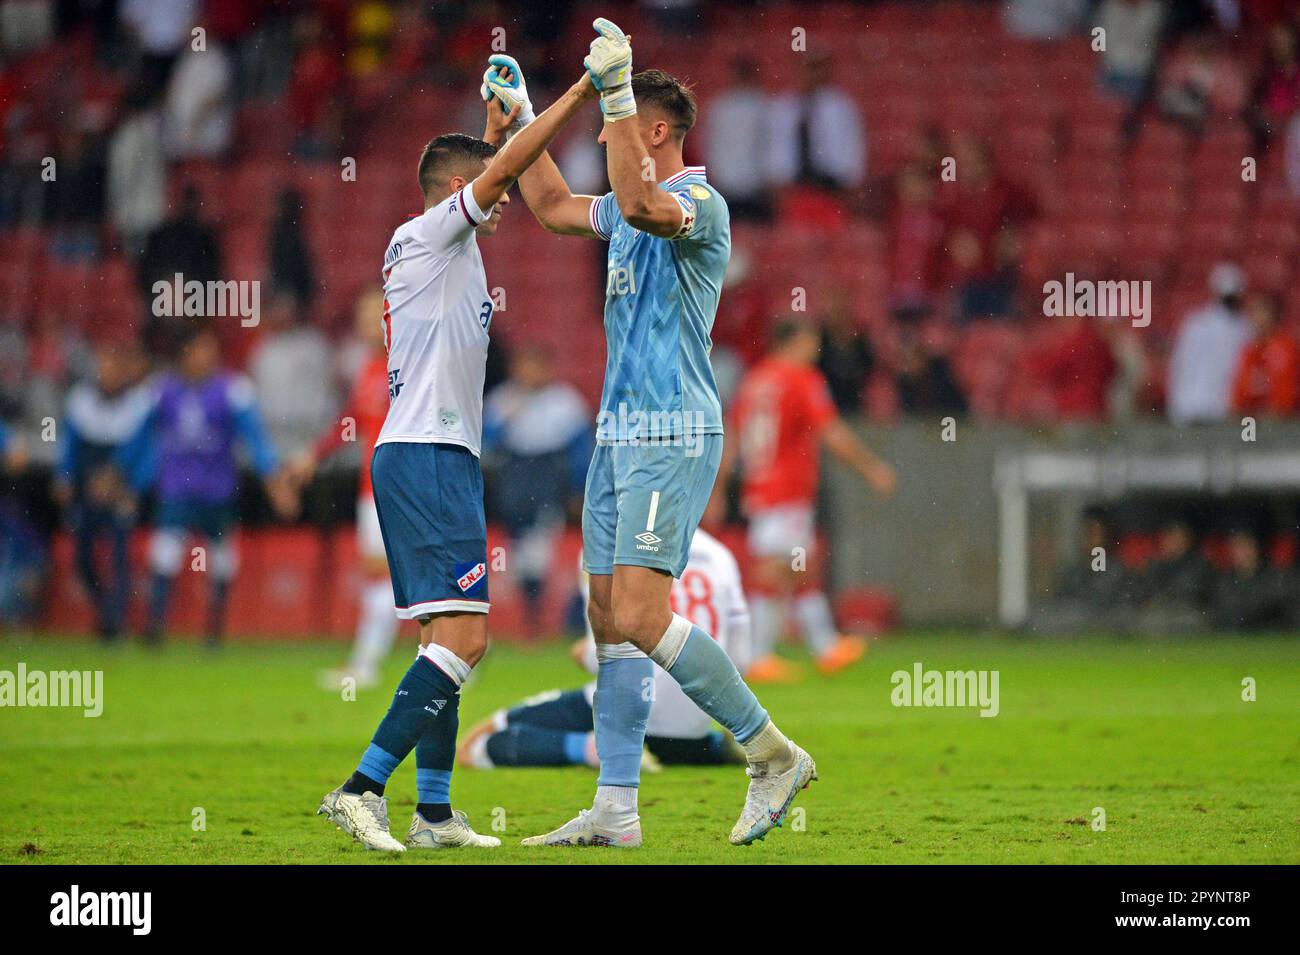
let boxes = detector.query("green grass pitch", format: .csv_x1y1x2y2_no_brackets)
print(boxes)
2,633,1297,864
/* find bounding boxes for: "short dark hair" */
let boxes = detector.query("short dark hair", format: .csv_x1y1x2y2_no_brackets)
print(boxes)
417,134,496,197
632,69,697,139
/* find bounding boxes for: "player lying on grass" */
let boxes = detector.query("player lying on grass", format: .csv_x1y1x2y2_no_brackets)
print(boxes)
317,68,599,853
727,318,896,683
458,528,751,770
483,20,816,848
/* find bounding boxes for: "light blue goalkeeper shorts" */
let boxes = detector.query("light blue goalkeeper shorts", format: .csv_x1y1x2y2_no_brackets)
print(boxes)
581,435,723,579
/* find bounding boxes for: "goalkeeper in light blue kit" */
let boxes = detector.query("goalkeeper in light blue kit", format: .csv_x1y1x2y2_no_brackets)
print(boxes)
483,19,816,848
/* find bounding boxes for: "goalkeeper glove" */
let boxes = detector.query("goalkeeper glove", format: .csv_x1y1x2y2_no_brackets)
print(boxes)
481,53,536,131
583,18,636,121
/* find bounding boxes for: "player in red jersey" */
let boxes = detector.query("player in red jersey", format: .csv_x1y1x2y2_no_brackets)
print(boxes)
725,319,895,682
290,285,397,688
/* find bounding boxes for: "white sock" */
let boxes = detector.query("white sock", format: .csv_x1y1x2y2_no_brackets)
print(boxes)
741,720,795,773
595,784,638,813
749,594,788,660
418,642,472,686
350,579,399,674
794,591,838,656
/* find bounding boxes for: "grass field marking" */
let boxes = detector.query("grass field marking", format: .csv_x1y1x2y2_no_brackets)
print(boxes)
0,662,103,717
890,661,1000,717
1241,677,1256,702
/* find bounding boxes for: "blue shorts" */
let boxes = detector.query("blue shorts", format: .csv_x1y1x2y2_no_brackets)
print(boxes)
371,442,489,619
582,436,723,579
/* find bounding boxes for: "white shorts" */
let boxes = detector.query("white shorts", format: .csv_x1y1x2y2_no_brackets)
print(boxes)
357,494,387,562
746,502,816,558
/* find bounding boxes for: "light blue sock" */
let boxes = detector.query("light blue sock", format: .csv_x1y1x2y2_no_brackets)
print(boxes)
662,625,769,744
593,651,654,788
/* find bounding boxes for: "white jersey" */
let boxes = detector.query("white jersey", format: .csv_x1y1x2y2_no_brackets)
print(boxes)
376,183,494,455
580,529,752,739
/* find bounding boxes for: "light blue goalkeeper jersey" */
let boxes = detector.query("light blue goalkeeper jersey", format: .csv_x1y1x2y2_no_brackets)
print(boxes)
590,165,730,443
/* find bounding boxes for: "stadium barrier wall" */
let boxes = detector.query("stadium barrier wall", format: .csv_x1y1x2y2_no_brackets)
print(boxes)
825,419,1300,628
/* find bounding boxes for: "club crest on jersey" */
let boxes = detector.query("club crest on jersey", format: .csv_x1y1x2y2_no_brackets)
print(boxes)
455,561,487,596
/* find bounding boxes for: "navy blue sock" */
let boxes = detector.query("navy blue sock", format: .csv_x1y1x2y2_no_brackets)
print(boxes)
349,657,458,792
414,683,460,824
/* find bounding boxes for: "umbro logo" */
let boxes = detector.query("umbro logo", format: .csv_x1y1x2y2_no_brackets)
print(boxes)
634,531,662,547
424,699,447,715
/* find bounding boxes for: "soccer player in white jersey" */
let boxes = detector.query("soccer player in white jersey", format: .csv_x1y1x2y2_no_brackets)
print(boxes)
317,68,600,853
458,528,752,770
483,19,815,849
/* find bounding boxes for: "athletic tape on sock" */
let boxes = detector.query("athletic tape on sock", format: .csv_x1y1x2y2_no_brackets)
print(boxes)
595,640,648,662
648,613,693,670
418,643,472,686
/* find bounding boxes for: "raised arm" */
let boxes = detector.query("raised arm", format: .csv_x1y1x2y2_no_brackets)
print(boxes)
470,72,597,215
481,54,604,237
586,20,689,239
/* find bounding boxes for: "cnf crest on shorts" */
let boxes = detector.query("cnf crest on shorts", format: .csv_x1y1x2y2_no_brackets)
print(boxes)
455,561,487,597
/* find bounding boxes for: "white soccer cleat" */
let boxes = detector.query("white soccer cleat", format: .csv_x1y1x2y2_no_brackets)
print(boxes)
407,809,501,848
317,787,406,853
520,802,642,848
729,741,818,846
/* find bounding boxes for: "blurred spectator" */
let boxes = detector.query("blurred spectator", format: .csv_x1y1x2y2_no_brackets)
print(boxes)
347,0,394,76
1002,0,1086,40
895,323,967,417
818,302,874,414
1097,0,1167,107
1157,30,1249,131
161,32,234,160
268,188,316,309
0,418,43,627
139,184,222,297
1286,109,1300,196
289,12,346,156
248,294,338,457
1248,21,1300,150
482,345,591,636
1167,262,1250,424
54,340,152,642
45,124,105,261
765,53,865,193
1211,524,1294,630
106,86,166,259
702,58,771,220
939,138,1036,321
1044,506,1134,630
1231,292,1299,417
888,164,944,320
1040,314,1117,421
1136,517,1212,611
119,321,294,645
119,0,199,100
